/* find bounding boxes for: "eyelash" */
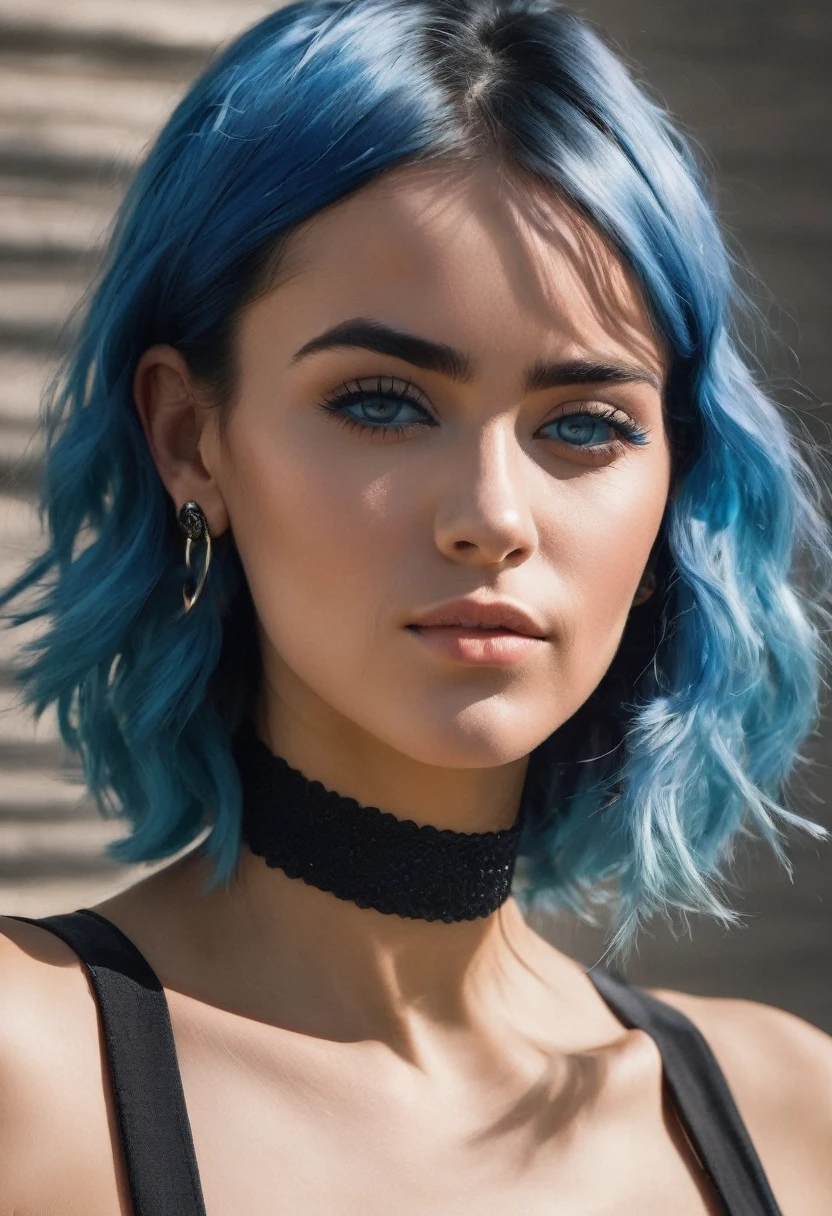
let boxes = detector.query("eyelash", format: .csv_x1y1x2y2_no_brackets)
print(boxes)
316,375,650,456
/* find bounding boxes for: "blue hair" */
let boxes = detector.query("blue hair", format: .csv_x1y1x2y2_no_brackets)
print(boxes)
2,0,830,950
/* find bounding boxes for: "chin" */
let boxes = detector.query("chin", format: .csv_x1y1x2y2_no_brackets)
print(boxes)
370,695,558,770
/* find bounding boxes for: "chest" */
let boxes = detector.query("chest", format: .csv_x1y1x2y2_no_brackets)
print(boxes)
183,1068,719,1216
19,1001,720,1216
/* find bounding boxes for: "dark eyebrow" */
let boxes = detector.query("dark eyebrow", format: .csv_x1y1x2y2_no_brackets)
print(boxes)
290,317,663,394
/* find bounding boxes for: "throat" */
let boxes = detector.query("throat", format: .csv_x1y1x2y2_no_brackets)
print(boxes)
230,716,526,924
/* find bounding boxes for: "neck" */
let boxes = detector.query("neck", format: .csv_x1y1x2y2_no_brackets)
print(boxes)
253,682,527,835
226,855,547,1052
160,691,565,1059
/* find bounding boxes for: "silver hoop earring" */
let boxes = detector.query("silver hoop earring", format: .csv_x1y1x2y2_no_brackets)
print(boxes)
177,500,212,613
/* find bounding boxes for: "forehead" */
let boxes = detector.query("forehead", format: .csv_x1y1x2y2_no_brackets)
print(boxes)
267,158,666,379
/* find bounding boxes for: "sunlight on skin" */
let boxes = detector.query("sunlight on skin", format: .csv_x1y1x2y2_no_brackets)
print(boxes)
27,153,821,1216
185,157,671,830
121,153,671,1046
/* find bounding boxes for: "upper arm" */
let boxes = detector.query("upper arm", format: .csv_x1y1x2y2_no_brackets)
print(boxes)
651,986,832,1214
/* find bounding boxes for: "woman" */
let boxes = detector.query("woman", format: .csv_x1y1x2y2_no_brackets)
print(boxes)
0,0,830,1211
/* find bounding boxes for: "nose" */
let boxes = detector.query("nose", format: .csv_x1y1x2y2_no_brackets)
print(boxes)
433,419,538,568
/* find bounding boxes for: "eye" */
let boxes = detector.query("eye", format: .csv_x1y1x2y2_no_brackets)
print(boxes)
317,381,651,456
317,376,436,439
536,404,650,458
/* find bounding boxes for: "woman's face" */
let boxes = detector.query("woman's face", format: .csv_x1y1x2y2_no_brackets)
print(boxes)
201,159,671,770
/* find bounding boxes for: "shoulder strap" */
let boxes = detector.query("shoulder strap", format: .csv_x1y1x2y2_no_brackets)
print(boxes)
7,909,207,1216
588,967,782,1216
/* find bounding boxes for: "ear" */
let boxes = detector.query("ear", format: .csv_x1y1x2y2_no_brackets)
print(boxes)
133,345,230,538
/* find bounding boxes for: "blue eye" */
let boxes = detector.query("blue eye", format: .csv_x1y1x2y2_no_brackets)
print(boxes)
318,376,436,438
346,396,427,427
542,413,628,446
318,378,650,454
538,408,650,454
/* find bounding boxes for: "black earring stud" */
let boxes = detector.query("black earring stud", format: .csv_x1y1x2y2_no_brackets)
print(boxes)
177,500,212,612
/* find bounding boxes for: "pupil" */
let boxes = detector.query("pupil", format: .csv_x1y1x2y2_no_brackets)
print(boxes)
560,417,605,445
362,399,396,421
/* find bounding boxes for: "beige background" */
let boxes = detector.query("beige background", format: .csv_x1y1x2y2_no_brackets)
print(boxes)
0,0,829,1028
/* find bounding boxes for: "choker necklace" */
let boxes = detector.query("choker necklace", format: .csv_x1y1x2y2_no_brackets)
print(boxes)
231,719,524,922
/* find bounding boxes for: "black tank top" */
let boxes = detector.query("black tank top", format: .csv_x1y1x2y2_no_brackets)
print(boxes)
8,908,783,1216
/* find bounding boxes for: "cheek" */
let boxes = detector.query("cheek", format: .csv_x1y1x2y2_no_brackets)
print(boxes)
546,462,668,667
219,398,669,768
224,418,416,667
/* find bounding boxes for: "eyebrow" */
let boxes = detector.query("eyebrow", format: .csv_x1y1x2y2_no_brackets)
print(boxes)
290,317,663,394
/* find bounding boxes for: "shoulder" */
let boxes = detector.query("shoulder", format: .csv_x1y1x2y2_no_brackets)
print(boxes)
0,912,90,1040
651,986,832,1212
0,912,91,1110
0,913,91,1022
651,985,832,1110
0,915,113,1212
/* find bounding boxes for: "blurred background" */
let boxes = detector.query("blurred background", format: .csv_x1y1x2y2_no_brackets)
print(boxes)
0,0,829,1027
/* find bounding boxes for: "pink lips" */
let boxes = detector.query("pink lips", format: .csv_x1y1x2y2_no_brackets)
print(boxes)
406,597,549,666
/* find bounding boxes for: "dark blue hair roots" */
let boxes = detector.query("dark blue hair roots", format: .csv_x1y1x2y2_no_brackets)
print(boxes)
3,0,830,952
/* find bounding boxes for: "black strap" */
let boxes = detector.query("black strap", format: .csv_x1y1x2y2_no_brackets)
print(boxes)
588,967,782,1216
8,909,207,1216
6,910,781,1215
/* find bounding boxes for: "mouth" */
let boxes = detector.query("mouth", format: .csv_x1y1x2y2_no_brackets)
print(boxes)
405,623,535,640
405,623,547,666
406,598,548,639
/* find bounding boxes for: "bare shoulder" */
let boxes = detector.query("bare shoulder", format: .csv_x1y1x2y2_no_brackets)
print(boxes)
0,912,89,1041
0,913,87,1125
0,914,120,1214
652,985,832,1213
651,984,832,1107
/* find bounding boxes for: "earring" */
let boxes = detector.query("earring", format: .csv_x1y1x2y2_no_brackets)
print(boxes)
632,570,656,607
177,500,212,613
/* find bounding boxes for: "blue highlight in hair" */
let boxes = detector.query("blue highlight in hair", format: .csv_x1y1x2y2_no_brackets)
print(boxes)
2,0,829,950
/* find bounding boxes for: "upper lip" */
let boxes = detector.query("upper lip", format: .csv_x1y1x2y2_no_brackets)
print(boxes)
408,597,549,638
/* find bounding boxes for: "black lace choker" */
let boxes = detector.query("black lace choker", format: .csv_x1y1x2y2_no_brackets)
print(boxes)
231,719,524,922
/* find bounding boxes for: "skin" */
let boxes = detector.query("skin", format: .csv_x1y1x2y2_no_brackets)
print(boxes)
1,158,831,1215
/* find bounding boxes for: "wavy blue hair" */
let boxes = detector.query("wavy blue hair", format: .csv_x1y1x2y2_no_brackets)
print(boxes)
2,0,830,949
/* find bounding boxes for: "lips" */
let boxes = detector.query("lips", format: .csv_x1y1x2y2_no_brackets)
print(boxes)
407,598,548,639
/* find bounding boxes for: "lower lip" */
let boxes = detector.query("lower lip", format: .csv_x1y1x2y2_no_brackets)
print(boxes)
407,626,546,666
